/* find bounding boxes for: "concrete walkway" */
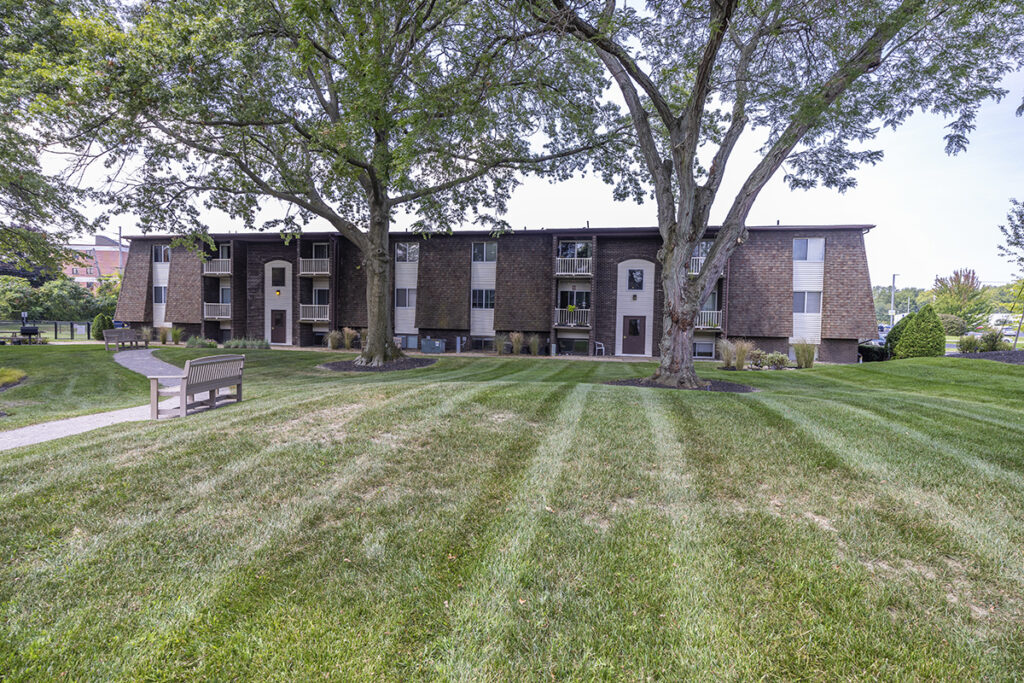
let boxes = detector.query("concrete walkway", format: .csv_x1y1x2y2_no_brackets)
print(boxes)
0,349,192,453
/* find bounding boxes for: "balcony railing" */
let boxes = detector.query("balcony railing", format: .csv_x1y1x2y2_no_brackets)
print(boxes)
299,304,330,322
555,257,592,276
203,259,231,275
299,258,330,275
688,256,705,275
695,310,722,329
555,307,591,327
203,302,231,319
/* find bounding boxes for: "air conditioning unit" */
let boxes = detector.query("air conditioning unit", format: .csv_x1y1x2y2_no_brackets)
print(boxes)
421,338,445,354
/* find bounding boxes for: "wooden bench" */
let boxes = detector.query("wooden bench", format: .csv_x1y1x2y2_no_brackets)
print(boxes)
103,328,149,351
148,354,245,419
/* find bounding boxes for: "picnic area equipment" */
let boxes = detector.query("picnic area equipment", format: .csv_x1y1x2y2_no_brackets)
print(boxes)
103,327,150,351
148,354,244,419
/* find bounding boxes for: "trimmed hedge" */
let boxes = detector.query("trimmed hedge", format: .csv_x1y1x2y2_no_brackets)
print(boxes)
937,313,967,336
858,344,889,362
884,313,915,357
894,304,945,358
91,314,113,341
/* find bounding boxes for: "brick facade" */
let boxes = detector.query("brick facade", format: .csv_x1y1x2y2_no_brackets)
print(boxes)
593,235,664,356
822,230,876,341
114,240,153,322
164,246,202,324
244,241,298,340
416,234,472,330
726,231,793,338
494,232,552,332
337,237,368,329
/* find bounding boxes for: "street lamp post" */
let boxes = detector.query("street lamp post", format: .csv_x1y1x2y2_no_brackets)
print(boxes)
889,273,899,326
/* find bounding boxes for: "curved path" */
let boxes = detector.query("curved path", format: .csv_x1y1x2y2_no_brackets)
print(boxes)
1,349,189,453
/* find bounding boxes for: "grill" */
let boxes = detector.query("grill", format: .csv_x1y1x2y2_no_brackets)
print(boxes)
20,326,39,336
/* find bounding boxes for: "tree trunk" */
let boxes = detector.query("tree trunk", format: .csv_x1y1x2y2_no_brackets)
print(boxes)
354,208,403,367
652,240,708,389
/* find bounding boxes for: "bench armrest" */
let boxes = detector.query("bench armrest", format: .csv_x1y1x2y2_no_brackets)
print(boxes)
147,374,184,380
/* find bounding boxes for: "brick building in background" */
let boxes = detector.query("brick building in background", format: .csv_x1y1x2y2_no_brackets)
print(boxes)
115,225,877,363
62,235,130,289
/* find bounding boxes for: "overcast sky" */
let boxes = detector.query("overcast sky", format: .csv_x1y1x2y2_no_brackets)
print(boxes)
92,73,1023,291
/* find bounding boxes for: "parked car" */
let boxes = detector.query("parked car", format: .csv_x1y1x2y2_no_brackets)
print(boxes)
863,338,886,347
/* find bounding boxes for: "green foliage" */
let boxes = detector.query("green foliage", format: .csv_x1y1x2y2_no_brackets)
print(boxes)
223,337,269,349
884,313,915,356
858,344,889,362
957,335,981,353
0,275,34,319
342,327,359,350
139,326,153,341
528,334,541,356
872,285,924,325
508,331,524,355
998,199,1024,275
717,339,735,368
90,313,112,340
494,333,509,355
733,339,754,371
930,268,991,328
170,327,184,344
0,366,27,387
0,274,114,321
323,330,344,350
762,352,791,370
184,336,218,348
894,305,946,359
978,329,1011,353
937,314,967,336
157,327,169,344
793,343,816,369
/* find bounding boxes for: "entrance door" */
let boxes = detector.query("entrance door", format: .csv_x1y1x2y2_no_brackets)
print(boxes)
622,315,645,354
270,309,287,344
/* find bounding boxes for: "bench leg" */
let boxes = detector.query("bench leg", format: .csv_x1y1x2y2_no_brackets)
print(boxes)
207,389,217,409
150,381,159,420
236,383,242,403
180,392,188,418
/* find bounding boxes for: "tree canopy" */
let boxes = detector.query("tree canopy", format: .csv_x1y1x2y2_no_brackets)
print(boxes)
930,268,991,328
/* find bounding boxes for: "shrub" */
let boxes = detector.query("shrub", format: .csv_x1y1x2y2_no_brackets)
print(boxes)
140,326,153,341
528,334,541,356
937,313,967,336
509,331,524,355
494,333,509,355
184,336,218,348
0,367,27,387
748,348,766,369
224,337,270,349
716,338,735,368
91,314,113,340
324,330,344,350
793,342,816,368
157,327,169,344
858,344,889,362
342,327,359,350
884,313,914,357
978,328,1011,352
170,326,184,345
733,339,755,370
894,304,945,358
957,335,981,353
763,351,791,369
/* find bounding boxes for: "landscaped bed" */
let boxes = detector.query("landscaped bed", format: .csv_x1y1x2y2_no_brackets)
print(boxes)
1,350,1023,678
947,348,1024,364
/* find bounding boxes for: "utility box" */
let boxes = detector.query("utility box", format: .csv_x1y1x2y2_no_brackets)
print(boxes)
421,338,446,354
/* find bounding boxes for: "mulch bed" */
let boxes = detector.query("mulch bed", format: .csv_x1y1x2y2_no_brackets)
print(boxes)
320,357,437,373
605,377,757,393
0,377,26,393
946,349,1024,365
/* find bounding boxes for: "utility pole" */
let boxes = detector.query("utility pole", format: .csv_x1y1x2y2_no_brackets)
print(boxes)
118,226,123,273
889,273,899,326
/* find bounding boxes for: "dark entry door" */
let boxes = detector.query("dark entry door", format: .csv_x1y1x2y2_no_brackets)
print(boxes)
622,316,645,354
271,309,286,344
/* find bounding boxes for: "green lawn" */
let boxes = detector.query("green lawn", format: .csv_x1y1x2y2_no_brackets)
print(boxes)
1,350,1023,679
0,345,150,430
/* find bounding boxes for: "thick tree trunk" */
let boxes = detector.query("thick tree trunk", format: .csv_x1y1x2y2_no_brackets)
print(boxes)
354,208,403,367
652,239,708,389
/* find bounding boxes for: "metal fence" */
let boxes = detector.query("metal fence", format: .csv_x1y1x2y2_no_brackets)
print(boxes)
0,320,94,341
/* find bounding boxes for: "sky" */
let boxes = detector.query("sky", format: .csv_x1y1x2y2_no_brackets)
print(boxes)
88,74,1024,292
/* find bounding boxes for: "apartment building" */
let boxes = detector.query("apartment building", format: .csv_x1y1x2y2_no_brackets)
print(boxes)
114,225,877,362
62,235,130,289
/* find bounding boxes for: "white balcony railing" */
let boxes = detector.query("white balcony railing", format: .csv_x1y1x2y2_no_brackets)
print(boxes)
299,258,330,275
203,259,231,275
555,307,591,327
204,302,231,319
688,256,705,275
695,310,722,329
299,304,330,322
555,257,593,276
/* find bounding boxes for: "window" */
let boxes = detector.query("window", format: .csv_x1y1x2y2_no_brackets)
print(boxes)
152,244,170,262
85,282,94,290
71,267,79,274
396,242,419,262
312,242,329,260
472,242,497,262
313,288,329,306
793,238,825,262
86,267,94,275
557,241,591,259
793,291,822,314
271,267,285,287
471,289,495,309
627,269,644,290
701,291,718,311
696,240,714,258
217,244,231,259
220,286,231,305
395,288,416,308
558,290,591,309
153,286,167,304
693,341,715,358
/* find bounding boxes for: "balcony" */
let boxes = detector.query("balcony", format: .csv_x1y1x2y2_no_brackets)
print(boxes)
203,259,231,276
299,304,330,322
695,310,722,329
555,307,591,328
299,258,330,276
203,302,231,319
555,257,592,276
688,256,704,275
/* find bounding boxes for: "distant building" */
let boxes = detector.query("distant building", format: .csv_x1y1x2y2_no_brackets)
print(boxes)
62,235,130,289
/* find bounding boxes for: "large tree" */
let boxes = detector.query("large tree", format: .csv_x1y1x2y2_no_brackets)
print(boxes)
43,0,625,364
930,268,991,328
526,0,1024,387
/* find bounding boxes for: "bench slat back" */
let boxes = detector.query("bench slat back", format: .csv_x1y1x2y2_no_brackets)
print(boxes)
103,328,142,342
182,355,244,392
